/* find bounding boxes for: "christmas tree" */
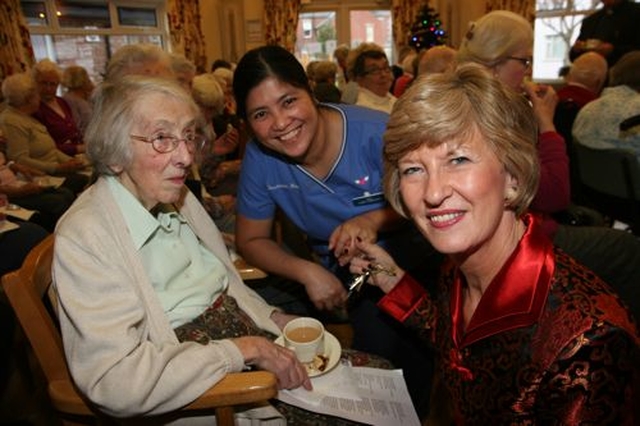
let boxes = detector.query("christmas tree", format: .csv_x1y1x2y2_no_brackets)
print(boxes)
408,4,447,50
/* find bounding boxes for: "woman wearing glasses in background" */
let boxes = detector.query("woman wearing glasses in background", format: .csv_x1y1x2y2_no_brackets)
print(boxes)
457,10,640,320
347,42,397,114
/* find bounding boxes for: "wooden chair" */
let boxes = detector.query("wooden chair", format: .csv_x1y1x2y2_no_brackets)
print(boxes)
2,234,277,426
573,142,640,232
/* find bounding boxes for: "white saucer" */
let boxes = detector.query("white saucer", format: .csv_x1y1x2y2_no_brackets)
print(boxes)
275,331,342,377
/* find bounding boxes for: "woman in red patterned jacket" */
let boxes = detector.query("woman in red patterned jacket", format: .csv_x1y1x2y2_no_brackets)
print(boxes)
349,63,639,424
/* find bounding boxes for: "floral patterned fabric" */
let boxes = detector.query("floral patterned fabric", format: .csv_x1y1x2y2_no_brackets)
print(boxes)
263,0,301,52
0,0,34,81
175,292,392,425
167,0,207,72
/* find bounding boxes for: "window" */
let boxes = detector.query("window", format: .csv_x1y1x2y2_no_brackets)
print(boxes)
21,0,167,84
295,1,393,70
533,0,639,80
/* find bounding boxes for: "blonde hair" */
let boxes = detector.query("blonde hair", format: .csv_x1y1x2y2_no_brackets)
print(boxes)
384,63,539,217
2,72,38,107
105,44,173,81
32,58,62,81
312,61,338,83
62,65,93,90
418,45,457,76
457,10,532,68
191,73,225,115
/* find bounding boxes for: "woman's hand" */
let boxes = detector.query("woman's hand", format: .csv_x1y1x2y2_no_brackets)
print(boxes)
522,81,558,133
329,215,378,266
349,239,405,294
56,158,85,174
10,162,45,179
212,127,240,156
233,336,312,390
302,263,348,311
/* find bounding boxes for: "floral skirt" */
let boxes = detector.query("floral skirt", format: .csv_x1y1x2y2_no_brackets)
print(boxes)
174,292,391,425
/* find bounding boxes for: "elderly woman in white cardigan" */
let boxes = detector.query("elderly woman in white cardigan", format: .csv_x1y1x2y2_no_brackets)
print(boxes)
52,75,312,422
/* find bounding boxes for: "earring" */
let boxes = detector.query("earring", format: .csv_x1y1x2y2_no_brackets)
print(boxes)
504,186,518,203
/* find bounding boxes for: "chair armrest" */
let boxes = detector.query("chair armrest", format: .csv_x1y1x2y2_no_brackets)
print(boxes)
185,371,278,410
48,379,95,415
49,372,278,416
233,258,268,280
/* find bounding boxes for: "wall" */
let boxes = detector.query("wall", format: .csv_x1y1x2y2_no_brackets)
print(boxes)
433,0,486,48
199,0,487,68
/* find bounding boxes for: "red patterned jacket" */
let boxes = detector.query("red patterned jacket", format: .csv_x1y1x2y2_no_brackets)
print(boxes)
379,215,639,425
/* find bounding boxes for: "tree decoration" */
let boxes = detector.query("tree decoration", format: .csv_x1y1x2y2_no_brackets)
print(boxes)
408,4,447,50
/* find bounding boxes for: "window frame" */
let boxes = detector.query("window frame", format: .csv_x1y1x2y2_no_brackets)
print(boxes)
23,0,167,41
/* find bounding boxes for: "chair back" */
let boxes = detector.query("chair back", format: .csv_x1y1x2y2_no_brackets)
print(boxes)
2,234,96,420
573,142,640,229
2,234,278,425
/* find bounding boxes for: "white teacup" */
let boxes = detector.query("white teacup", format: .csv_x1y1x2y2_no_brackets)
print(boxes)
283,317,325,363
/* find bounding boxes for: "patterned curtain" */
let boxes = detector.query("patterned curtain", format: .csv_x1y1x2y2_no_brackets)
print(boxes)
263,0,301,52
391,0,427,50
0,0,35,81
167,0,207,72
485,0,535,23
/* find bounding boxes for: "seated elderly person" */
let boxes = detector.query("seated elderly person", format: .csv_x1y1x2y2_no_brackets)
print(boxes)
346,42,397,113
53,75,387,424
61,65,95,134
0,133,75,231
0,73,88,195
573,50,640,163
32,59,85,156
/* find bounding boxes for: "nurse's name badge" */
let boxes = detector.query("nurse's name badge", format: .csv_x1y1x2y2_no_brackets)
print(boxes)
352,191,384,206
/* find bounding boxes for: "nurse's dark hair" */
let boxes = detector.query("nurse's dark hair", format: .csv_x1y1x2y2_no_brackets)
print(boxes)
233,45,313,119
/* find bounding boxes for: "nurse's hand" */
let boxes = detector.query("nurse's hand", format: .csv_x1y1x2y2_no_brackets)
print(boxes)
329,215,378,266
301,262,347,310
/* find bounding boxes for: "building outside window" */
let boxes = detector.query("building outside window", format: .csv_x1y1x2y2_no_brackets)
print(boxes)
294,1,393,70
20,0,167,84
533,0,639,81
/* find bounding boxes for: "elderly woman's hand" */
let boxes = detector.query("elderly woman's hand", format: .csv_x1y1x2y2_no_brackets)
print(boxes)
233,336,312,391
349,239,404,294
329,215,378,266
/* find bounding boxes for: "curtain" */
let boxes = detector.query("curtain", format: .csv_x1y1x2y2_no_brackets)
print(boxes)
0,0,35,81
486,0,535,23
391,0,427,49
167,0,207,72
263,0,301,52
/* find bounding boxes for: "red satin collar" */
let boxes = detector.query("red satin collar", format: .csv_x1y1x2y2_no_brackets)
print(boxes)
450,214,555,348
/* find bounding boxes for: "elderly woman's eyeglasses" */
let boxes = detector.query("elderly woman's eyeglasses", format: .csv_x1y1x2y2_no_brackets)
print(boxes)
506,56,533,69
130,132,205,154
362,66,393,77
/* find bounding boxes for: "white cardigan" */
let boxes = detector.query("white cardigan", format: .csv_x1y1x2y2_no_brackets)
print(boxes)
53,177,281,420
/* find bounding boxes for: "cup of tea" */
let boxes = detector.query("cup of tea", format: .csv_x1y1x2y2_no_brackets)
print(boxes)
283,317,325,363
